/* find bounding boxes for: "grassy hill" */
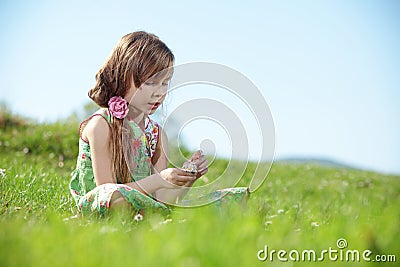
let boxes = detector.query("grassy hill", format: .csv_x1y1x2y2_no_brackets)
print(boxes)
0,111,399,266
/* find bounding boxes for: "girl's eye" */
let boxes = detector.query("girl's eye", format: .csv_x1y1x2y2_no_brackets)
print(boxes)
145,82,154,85
162,79,171,86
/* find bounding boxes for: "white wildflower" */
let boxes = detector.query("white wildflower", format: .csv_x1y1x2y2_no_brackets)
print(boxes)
134,213,143,222
0,169,5,177
311,221,320,227
160,218,173,225
265,220,273,226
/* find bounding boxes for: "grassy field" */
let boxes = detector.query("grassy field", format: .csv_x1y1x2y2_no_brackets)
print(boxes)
0,110,399,266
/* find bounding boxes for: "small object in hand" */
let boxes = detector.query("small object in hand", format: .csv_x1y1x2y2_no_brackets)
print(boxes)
181,161,198,173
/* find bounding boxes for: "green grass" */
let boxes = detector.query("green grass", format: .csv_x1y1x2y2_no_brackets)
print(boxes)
0,114,399,267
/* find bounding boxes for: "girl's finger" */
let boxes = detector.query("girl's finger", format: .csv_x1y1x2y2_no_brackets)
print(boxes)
190,150,203,161
179,170,198,178
175,168,195,176
199,167,208,176
195,156,208,165
197,162,208,171
196,154,206,162
177,175,196,183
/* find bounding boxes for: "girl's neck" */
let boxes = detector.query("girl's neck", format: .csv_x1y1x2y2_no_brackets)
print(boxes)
127,106,146,130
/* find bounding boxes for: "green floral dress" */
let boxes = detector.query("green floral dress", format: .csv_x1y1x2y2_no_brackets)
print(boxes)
69,109,249,218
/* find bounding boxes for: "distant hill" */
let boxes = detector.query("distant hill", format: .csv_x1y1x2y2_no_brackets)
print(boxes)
276,157,356,170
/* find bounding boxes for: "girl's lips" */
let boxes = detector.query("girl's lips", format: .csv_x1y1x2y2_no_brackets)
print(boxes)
149,102,160,109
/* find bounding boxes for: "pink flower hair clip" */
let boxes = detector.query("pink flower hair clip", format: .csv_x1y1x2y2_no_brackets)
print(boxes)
108,96,129,119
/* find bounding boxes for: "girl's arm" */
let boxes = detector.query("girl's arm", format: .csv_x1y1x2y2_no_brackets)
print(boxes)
153,127,207,204
152,127,189,203
84,116,194,195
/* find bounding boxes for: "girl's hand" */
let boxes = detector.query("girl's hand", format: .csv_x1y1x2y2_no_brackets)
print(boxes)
160,168,196,189
189,150,209,178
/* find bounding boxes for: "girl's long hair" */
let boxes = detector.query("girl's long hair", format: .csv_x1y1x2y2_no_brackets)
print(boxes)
88,31,174,183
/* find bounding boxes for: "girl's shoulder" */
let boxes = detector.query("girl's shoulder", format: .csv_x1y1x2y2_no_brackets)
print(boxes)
80,109,111,143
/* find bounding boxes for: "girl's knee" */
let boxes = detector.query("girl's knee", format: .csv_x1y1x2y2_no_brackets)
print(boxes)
110,191,130,209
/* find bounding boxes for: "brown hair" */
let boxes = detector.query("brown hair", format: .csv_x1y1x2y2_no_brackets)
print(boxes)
88,31,174,183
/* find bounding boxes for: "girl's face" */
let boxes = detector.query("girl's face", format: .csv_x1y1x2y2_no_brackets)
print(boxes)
125,71,171,116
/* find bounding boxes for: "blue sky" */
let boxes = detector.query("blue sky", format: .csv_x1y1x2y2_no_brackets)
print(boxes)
1,0,399,174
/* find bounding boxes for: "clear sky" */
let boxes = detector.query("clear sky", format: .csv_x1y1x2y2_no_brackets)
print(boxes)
1,0,399,174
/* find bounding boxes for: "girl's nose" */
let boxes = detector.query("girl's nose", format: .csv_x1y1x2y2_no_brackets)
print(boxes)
153,84,167,97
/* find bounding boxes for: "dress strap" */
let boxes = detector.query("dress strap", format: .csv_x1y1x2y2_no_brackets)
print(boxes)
78,108,111,143
144,117,160,158
79,109,159,159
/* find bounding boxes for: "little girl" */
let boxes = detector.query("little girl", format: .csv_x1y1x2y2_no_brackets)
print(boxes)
69,31,249,218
